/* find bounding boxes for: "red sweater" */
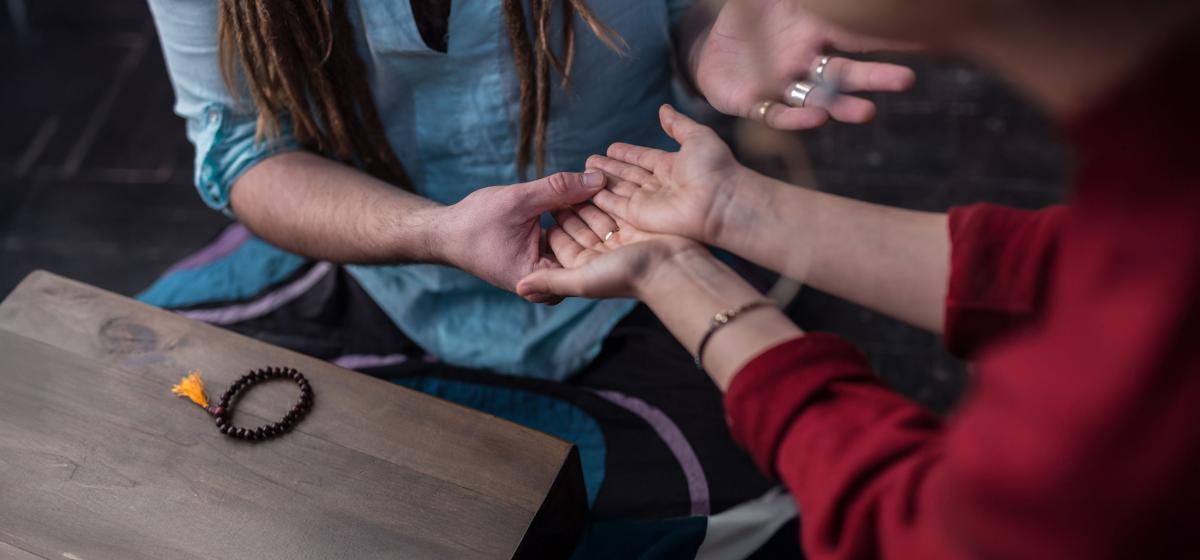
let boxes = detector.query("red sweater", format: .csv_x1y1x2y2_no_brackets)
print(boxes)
724,33,1200,559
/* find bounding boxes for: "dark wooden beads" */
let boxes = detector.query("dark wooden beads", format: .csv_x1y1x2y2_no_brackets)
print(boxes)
207,366,313,442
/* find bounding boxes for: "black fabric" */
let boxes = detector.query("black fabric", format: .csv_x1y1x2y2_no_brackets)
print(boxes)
748,518,803,560
223,266,422,360
409,0,451,52
569,306,776,514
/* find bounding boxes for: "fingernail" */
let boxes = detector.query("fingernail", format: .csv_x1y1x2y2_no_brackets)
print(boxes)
583,171,604,188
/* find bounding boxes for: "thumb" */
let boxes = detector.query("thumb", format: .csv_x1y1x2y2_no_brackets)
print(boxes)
515,171,607,215
517,268,588,302
659,104,712,143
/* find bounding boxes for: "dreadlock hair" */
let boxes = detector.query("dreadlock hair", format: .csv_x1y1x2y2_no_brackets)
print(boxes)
218,0,625,188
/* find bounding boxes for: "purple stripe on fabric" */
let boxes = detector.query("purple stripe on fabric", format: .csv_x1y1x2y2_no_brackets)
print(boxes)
593,389,711,516
178,262,333,325
333,353,411,370
165,223,252,274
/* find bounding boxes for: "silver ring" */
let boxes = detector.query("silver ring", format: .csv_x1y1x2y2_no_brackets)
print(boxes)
754,100,777,122
784,80,817,108
603,230,617,242
814,56,832,82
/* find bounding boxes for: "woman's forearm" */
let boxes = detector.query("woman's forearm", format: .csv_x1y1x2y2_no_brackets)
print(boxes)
637,248,803,390
714,170,951,333
229,151,446,265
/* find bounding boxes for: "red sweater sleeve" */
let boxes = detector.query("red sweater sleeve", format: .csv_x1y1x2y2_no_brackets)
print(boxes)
943,204,1068,359
726,336,956,558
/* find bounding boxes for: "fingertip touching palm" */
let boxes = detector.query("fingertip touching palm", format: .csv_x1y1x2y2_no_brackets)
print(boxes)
517,202,702,303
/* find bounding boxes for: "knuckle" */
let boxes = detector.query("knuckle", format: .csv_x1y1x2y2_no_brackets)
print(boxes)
546,172,571,196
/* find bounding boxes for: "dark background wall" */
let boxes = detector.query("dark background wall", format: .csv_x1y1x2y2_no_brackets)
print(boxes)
0,1,229,298
0,0,1066,412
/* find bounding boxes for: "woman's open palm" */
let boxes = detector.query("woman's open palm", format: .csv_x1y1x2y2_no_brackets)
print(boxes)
589,105,743,244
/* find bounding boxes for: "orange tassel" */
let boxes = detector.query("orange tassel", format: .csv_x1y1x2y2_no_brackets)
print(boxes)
171,370,209,410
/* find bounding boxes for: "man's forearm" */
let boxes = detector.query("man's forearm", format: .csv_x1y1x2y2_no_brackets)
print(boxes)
714,170,950,333
229,151,446,265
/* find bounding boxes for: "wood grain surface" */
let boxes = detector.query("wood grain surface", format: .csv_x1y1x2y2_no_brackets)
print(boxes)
0,271,586,559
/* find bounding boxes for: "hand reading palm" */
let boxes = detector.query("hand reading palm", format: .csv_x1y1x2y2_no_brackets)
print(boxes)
516,203,701,303
442,171,606,293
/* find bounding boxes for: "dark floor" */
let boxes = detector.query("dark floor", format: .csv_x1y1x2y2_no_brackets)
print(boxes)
0,1,1066,412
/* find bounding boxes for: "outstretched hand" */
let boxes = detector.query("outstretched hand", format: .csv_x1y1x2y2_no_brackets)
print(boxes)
693,0,917,129
588,105,751,246
516,203,703,303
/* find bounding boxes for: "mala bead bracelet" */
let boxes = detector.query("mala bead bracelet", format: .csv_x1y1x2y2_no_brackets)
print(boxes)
172,367,313,442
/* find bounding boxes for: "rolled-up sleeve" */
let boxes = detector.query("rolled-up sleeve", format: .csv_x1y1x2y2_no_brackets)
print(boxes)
148,0,299,216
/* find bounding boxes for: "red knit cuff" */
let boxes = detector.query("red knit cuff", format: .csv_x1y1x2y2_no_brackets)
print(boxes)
945,204,1067,359
724,333,877,480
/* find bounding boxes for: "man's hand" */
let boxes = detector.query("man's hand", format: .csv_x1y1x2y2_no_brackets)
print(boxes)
692,0,917,129
435,171,607,292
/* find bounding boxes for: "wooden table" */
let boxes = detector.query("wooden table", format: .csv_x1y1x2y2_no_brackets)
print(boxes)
0,272,585,559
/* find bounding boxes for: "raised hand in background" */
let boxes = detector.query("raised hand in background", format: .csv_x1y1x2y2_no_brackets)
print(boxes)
690,0,917,129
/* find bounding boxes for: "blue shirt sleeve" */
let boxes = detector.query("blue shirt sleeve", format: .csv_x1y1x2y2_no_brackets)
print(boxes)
147,0,299,216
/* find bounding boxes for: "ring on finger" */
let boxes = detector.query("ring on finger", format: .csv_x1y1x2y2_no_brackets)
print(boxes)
754,100,777,122
814,56,832,82
603,227,620,242
784,80,818,108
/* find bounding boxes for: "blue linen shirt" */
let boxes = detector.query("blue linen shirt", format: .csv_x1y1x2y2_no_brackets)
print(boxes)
148,0,691,379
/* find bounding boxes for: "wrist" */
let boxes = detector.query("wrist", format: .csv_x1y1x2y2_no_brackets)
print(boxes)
709,171,824,285
634,245,724,303
359,192,448,264
630,244,804,391
411,204,457,266
705,166,770,249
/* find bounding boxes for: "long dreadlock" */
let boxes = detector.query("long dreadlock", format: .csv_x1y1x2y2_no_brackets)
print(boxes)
217,0,625,188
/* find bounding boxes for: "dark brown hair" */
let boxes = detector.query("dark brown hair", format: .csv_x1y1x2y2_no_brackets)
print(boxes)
217,0,624,188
